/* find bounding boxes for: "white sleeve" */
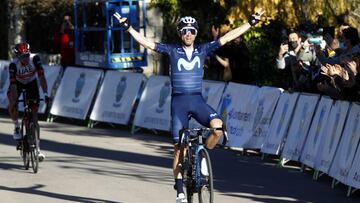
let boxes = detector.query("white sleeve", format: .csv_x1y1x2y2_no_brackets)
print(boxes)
276,57,286,70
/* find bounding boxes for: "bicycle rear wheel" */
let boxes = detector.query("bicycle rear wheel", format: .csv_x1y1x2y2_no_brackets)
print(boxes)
183,151,194,203
198,149,213,203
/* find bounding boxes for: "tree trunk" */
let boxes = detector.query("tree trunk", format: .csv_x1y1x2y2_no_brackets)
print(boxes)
8,0,25,59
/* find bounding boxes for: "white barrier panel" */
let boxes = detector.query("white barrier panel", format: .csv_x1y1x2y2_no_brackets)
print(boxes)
314,100,350,173
18,65,62,114
346,136,360,189
281,93,320,161
90,71,145,125
133,75,171,131
0,60,10,109
300,96,333,168
218,82,259,147
50,67,103,120
261,92,299,155
189,80,226,128
242,86,282,149
329,103,360,184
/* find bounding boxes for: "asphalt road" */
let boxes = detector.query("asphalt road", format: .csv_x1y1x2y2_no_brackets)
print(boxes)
0,113,359,203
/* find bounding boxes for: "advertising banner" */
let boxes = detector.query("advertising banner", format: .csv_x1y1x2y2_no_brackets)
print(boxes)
314,100,350,173
346,138,360,189
189,80,226,128
50,67,103,120
242,86,282,149
261,92,299,155
281,93,320,161
90,71,145,125
329,103,360,184
133,75,171,131
0,60,10,109
217,82,259,147
300,96,333,168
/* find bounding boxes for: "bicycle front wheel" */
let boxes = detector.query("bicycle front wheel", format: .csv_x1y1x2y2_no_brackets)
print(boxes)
198,149,213,203
22,149,30,170
29,123,39,173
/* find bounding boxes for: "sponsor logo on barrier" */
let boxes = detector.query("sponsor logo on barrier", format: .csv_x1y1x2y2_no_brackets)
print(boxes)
228,110,251,121
305,154,314,162
346,113,359,158
203,86,210,102
72,72,86,103
113,76,127,108
102,111,125,120
320,159,330,168
354,172,360,182
62,106,84,116
339,169,349,178
220,94,231,121
229,126,244,137
276,99,289,135
286,148,301,157
252,98,264,132
313,106,326,148
265,143,276,149
144,116,168,126
156,81,170,113
329,110,341,153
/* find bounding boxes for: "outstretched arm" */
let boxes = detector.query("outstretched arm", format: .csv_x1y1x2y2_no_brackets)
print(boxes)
113,12,156,50
218,9,265,46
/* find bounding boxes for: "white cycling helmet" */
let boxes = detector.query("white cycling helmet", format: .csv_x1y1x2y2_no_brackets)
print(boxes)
177,16,198,32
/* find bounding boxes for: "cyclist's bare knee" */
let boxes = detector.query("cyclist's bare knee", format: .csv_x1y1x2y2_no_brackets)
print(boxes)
210,118,223,137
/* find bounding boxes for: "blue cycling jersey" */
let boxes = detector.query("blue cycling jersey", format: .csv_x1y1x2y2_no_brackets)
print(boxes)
154,41,221,94
154,40,222,143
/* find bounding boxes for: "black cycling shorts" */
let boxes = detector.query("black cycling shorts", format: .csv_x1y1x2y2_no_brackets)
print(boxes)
8,79,40,106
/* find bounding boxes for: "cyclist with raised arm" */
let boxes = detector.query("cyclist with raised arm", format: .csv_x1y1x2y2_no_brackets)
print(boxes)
7,42,49,161
114,10,264,203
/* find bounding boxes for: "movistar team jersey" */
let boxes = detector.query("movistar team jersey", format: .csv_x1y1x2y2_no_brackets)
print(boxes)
154,41,221,94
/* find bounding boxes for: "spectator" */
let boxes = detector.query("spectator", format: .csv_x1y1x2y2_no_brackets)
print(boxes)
276,30,317,91
56,13,75,67
204,25,230,81
211,25,254,83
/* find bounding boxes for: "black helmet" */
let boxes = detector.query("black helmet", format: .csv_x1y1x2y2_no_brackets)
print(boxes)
14,42,30,57
177,16,198,32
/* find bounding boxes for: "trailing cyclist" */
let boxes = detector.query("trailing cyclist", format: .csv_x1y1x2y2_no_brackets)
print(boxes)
114,9,264,202
7,42,49,161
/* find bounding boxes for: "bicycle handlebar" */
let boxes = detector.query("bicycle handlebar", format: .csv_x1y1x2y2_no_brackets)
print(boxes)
17,98,44,103
179,126,229,146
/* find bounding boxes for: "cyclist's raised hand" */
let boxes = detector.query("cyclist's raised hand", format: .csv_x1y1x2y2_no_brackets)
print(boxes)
113,12,131,31
248,8,265,26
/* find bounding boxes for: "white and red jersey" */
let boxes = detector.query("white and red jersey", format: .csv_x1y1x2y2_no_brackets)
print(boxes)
9,54,45,85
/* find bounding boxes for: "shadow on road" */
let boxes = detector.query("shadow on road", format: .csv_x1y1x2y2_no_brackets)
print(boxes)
0,184,121,203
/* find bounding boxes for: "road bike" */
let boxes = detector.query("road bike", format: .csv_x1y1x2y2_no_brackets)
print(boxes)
18,90,43,173
179,127,228,203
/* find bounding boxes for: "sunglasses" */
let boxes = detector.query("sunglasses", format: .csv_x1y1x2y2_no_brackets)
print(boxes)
180,28,197,35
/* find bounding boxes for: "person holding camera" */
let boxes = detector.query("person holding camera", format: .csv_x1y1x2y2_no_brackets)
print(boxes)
56,13,75,67
276,30,317,91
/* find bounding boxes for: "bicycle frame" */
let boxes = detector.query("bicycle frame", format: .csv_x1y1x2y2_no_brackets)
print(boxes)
179,127,227,202
18,89,42,173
